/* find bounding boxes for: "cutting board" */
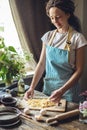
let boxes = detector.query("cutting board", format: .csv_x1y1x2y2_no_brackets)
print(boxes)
17,98,66,112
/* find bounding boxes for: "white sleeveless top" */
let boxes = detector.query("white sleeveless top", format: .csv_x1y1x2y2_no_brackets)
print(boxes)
41,29,87,69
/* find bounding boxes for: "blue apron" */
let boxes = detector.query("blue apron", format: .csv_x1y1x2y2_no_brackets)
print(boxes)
43,29,79,103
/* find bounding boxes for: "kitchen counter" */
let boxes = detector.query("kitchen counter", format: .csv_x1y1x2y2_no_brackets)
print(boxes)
0,90,87,130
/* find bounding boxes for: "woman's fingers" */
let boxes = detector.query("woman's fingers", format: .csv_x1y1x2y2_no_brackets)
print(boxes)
49,90,62,103
24,90,33,100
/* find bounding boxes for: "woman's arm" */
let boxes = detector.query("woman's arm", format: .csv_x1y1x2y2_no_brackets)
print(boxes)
24,43,46,99
30,43,46,90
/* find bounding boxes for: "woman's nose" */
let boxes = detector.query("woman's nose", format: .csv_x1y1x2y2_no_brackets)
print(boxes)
54,17,58,23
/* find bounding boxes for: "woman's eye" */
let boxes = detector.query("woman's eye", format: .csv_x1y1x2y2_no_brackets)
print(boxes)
56,16,61,19
51,17,54,20
50,16,61,20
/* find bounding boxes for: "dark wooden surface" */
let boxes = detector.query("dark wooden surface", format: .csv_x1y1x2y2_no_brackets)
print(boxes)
0,91,87,130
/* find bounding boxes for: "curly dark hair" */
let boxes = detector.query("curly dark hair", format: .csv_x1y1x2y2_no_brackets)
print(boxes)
46,0,81,32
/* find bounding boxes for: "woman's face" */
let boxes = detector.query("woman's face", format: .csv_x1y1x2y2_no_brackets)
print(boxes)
49,7,70,30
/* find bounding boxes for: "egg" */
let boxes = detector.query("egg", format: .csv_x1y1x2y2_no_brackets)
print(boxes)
40,108,47,116
34,114,42,121
23,107,30,114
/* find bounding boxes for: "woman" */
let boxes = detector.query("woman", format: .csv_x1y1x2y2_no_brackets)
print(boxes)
24,0,87,103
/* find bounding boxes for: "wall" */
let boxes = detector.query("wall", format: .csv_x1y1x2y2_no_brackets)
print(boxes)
74,0,84,31
75,0,87,92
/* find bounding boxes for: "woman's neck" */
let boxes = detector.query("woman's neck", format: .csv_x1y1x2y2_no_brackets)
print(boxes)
57,25,69,33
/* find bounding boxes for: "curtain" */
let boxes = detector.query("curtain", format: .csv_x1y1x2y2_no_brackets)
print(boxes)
9,0,51,63
8,0,52,91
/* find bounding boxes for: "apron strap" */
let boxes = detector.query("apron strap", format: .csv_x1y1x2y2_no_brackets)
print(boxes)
67,26,72,44
64,26,72,51
48,29,57,46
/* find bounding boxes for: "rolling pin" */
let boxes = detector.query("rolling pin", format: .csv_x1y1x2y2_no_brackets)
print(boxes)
46,109,79,123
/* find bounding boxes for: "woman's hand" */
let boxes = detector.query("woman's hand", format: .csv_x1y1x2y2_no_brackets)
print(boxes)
49,89,63,103
24,87,34,100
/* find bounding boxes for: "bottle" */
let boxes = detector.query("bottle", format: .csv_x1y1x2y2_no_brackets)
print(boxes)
18,78,25,97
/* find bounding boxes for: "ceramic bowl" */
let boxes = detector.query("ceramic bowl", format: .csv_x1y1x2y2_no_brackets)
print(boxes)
1,96,17,107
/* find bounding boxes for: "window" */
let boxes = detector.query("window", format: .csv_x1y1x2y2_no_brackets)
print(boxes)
0,0,35,77
0,0,23,53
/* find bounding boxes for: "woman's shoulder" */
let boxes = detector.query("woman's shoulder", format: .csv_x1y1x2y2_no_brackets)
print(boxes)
41,30,55,44
72,30,87,48
72,30,86,40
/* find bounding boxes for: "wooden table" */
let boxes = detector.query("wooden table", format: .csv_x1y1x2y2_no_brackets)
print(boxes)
0,90,87,130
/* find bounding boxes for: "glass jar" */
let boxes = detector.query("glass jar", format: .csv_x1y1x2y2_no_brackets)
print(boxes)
79,91,87,124
17,78,25,97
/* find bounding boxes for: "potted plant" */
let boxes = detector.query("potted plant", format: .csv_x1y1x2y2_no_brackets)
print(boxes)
0,37,33,86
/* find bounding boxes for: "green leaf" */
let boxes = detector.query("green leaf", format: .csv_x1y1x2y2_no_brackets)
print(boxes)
8,46,17,53
0,43,5,48
0,53,6,61
0,38,5,48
